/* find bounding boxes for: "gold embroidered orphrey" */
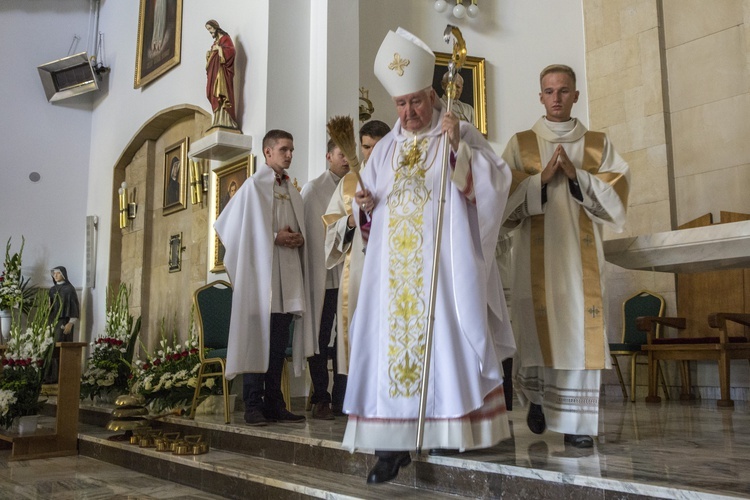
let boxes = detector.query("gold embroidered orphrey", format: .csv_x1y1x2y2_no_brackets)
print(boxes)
388,53,410,77
387,137,430,398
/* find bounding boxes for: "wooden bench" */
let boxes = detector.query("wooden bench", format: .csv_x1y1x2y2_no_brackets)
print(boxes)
638,314,750,407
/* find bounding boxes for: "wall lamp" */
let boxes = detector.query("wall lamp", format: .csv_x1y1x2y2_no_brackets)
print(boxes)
434,0,479,19
118,181,137,229
190,159,208,206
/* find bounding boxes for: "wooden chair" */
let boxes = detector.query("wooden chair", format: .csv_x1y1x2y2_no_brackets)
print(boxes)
189,280,233,423
609,290,669,402
639,212,750,407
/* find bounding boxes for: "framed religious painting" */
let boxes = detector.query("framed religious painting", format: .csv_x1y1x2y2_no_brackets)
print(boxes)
431,52,487,136
163,138,188,215
134,0,183,88
210,154,255,273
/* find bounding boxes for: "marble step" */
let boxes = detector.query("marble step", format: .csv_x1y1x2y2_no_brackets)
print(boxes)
57,400,741,499
78,427,460,499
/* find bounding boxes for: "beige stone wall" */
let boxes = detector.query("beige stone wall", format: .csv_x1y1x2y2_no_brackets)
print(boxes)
663,0,750,225
117,112,211,354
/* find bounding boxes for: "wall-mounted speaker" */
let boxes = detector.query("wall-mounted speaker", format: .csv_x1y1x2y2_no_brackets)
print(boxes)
38,52,99,103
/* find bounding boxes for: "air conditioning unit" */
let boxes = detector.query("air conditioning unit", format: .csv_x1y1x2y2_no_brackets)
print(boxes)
38,52,99,102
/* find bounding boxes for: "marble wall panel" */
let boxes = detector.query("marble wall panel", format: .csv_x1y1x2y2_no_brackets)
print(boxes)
667,26,746,113
674,163,750,225
663,0,744,49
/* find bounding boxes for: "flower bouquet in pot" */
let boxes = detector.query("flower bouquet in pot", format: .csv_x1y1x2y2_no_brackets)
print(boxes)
0,291,58,430
130,312,213,414
80,284,141,402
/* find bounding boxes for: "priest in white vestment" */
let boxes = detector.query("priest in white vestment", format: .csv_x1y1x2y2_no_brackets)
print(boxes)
301,140,350,420
214,129,314,426
323,119,390,389
342,27,515,484
501,64,630,448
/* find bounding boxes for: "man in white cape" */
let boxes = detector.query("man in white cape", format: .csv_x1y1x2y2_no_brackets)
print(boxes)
343,27,515,484
501,64,630,448
214,129,314,426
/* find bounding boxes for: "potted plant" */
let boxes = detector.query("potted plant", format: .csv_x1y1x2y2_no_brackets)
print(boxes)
80,284,141,403
0,291,57,433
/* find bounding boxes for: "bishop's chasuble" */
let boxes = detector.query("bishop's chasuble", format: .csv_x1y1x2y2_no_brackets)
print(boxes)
342,108,515,452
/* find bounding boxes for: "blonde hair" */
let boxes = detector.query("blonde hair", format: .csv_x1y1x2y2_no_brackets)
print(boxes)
539,64,576,89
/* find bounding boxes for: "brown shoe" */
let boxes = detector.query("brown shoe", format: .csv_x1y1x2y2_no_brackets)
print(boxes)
312,402,335,420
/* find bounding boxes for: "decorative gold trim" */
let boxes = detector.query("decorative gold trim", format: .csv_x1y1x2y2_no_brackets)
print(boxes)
134,0,183,89
210,154,255,273
433,51,487,136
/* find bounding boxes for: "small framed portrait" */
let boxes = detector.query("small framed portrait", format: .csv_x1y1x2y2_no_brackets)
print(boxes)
134,0,183,88
432,52,487,136
163,138,189,215
211,154,256,273
168,232,182,273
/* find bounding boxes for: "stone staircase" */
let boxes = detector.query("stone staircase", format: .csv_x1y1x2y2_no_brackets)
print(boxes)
43,399,697,499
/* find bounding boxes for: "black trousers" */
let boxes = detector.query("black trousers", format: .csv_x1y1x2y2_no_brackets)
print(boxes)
308,288,347,406
243,312,293,414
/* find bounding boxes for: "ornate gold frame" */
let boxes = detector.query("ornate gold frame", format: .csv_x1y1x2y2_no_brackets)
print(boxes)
134,0,183,88
210,155,256,273
163,138,189,215
433,51,487,135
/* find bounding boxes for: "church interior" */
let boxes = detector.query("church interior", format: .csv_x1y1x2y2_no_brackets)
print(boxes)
1,0,749,498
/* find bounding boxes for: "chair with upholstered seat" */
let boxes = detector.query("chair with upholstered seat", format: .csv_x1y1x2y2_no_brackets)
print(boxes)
609,290,669,402
189,280,233,423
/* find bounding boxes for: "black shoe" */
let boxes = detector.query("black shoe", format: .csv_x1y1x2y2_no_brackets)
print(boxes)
527,403,546,435
244,408,268,426
366,453,412,484
312,402,335,420
563,434,594,448
428,448,461,456
331,403,345,417
271,408,306,423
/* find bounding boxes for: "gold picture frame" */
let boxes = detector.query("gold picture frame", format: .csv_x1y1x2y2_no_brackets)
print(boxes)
134,0,183,88
210,154,256,273
163,138,189,215
432,51,487,136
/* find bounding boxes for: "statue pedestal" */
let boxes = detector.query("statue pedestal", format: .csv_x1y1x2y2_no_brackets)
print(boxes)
189,130,252,163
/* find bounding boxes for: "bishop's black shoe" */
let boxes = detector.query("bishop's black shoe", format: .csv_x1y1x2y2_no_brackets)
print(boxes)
564,434,594,448
366,452,412,484
527,403,546,435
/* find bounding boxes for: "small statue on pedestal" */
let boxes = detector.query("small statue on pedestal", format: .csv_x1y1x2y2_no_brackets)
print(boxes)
205,20,240,131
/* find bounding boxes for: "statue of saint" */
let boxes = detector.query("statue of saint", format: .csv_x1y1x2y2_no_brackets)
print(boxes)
205,20,239,131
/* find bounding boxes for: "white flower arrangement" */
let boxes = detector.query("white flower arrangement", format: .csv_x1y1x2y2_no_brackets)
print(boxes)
130,311,214,412
80,284,141,401
0,291,56,428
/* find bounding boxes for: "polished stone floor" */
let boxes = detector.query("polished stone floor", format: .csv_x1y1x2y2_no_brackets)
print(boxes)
2,393,749,499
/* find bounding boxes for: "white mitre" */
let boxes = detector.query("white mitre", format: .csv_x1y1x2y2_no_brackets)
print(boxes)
374,27,435,97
